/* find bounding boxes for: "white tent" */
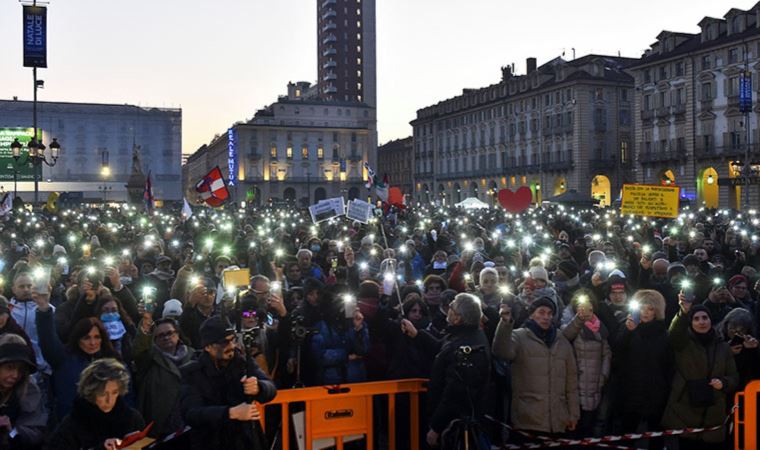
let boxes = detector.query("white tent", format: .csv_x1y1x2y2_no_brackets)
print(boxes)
455,197,490,209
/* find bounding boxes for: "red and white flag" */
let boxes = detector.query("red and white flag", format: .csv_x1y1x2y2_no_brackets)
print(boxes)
195,166,230,207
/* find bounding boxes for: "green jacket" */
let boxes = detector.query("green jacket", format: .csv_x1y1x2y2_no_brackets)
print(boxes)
661,311,738,443
133,326,193,438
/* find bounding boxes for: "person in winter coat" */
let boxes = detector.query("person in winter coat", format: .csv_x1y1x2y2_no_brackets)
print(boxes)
49,358,144,450
385,295,437,379
424,293,491,448
0,334,47,449
308,291,369,385
662,301,739,450
179,316,276,450
35,288,121,421
561,291,611,438
492,296,580,435
717,308,760,390
133,317,192,438
612,289,672,450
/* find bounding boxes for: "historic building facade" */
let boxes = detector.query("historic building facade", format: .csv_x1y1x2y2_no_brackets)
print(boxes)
410,55,636,207
377,137,413,196
629,5,760,209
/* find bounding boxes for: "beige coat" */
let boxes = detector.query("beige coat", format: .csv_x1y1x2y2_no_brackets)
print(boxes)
562,316,611,411
493,319,581,433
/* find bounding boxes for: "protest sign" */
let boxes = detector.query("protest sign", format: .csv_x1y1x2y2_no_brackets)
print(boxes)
621,184,680,218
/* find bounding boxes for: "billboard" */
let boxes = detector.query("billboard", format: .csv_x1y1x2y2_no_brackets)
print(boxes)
23,5,47,68
0,128,36,181
620,184,680,218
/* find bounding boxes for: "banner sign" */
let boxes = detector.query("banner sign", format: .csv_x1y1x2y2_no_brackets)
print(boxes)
23,5,47,68
621,184,680,218
718,177,760,186
227,127,238,186
308,197,345,224
740,73,753,114
0,128,36,181
346,199,372,223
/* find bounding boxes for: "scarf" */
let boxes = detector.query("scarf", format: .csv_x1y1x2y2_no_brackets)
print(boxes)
161,343,189,366
692,328,716,347
584,314,601,334
524,319,557,347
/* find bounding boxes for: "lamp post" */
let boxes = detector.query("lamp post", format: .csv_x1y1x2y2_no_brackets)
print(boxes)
10,138,26,198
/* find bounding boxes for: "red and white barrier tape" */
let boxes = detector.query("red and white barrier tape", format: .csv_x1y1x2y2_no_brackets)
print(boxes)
486,405,736,450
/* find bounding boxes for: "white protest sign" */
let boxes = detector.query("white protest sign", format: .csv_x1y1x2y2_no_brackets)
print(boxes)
346,199,373,224
308,197,345,223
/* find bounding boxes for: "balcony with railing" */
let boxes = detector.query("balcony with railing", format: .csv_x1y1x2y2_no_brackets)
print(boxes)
322,22,337,32
640,109,654,121
322,9,337,20
323,72,337,81
321,0,336,7
589,157,616,172
322,34,337,44
323,60,337,69
638,150,685,164
655,106,671,119
673,104,686,116
323,85,337,94
322,47,337,56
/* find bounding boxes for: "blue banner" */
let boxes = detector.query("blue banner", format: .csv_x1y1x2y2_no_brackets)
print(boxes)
23,5,47,68
227,127,238,186
740,73,753,113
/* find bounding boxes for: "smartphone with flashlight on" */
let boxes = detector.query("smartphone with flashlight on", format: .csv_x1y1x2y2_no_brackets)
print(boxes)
142,287,156,314
33,267,51,295
343,294,357,319
630,300,641,325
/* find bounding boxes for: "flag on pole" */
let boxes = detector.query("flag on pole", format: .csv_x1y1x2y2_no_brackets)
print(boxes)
144,171,154,214
181,197,193,221
363,162,388,202
195,166,230,208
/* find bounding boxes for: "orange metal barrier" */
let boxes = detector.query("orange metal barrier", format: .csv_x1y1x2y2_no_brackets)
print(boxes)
261,378,428,450
735,380,760,450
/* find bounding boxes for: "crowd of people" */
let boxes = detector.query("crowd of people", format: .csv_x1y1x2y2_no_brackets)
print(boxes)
0,200,759,450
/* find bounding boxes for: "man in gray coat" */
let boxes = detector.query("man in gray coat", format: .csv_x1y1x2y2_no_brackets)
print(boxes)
492,296,580,435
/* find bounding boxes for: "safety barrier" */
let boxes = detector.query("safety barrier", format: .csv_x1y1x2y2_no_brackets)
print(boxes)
735,380,760,450
260,378,428,450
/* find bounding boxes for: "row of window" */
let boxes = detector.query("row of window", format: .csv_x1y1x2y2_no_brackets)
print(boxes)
643,46,753,83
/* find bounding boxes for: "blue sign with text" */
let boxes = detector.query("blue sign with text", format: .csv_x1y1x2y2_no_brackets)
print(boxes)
740,73,753,113
228,128,238,186
23,6,47,68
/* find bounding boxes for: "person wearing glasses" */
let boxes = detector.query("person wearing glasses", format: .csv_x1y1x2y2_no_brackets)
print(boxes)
133,316,192,438
180,316,276,450
49,358,145,450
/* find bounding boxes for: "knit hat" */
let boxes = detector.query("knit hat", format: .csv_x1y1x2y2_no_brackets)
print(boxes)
52,245,67,255
161,299,183,319
687,304,713,325
557,260,579,279
358,280,380,299
0,341,36,373
361,235,373,246
727,274,749,289
199,316,235,347
529,297,557,315
529,266,549,283
667,262,686,279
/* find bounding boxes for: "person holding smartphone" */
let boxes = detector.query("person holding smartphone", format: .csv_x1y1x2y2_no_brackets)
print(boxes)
717,308,760,390
612,290,671,450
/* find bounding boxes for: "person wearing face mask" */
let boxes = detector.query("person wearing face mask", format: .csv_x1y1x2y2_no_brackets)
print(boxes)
662,299,738,450
611,290,671,450
48,358,144,450
492,296,580,437
95,296,136,363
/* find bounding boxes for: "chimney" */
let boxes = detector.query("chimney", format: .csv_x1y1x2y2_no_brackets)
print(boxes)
501,65,513,81
526,57,537,74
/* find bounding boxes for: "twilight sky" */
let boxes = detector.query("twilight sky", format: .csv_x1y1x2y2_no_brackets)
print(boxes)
0,0,752,156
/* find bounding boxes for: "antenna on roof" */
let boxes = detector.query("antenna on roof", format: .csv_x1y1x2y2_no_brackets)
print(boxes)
572,48,576,60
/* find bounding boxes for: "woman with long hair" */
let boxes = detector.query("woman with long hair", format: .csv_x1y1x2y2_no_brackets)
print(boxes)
35,287,120,420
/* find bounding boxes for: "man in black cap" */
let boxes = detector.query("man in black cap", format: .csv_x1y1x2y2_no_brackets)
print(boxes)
493,296,579,437
180,316,276,450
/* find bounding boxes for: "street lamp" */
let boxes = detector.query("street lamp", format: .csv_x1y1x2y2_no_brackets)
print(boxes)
10,138,26,198
25,137,61,204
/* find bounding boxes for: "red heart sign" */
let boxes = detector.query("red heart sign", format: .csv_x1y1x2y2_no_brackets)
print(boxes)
498,187,533,213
